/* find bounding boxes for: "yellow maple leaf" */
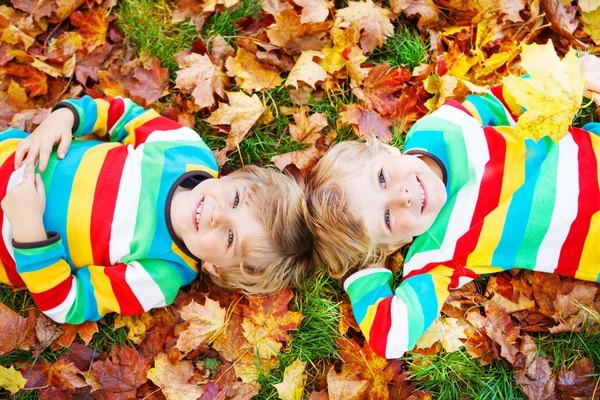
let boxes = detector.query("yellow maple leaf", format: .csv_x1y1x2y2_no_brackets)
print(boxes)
175,297,226,354
285,50,328,89
272,359,307,400
582,8,600,45
147,353,203,400
0,365,27,394
503,41,585,142
336,0,394,53
415,317,468,353
225,47,283,92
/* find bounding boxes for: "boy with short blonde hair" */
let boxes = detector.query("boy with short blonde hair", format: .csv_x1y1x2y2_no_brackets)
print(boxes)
0,96,314,324
306,55,600,359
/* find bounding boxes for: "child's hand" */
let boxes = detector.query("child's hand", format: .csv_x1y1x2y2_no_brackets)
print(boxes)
580,54,600,106
1,164,47,243
14,107,74,172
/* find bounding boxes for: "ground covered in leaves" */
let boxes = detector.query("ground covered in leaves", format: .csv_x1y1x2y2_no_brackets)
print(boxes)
1,0,600,398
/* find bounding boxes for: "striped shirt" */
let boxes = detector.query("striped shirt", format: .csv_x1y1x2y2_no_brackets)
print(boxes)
0,96,218,324
344,84,600,359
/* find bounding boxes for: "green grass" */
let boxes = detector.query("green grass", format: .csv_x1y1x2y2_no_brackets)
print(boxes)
370,23,431,71
253,269,343,399
410,350,527,400
0,285,35,317
533,325,600,373
203,0,262,43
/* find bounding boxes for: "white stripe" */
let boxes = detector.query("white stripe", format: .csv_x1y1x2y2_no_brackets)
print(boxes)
108,97,132,139
125,261,166,310
109,145,143,264
42,283,77,323
385,296,410,358
404,116,490,276
145,127,203,143
2,166,27,260
535,134,579,273
343,267,391,291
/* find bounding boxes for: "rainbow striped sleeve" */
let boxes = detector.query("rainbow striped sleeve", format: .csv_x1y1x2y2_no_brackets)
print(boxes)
13,235,188,324
344,266,453,359
55,97,200,148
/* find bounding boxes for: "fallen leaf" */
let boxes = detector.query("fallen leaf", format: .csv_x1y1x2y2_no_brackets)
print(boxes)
176,52,228,109
0,304,36,356
114,315,147,345
34,313,63,356
285,50,328,89
176,297,226,355
22,358,87,392
503,41,585,142
91,346,151,399
129,57,170,106
205,91,266,151
415,317,468,353
513,336,556,400
70,9,107,55
225,47,283,91
336,0,394,53
339,104,394,141
338,303,360,335
353,64,411,115
0,365,27,394
295,0,332,23
289,106,328,143
326,365,369,400
271,145,326,175
147,353,204,400
273,359,307,400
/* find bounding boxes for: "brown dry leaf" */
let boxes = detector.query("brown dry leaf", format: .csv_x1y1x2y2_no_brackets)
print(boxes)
555,358,598,399
467,302,520,364
205,91,266,151
339,104,394,141
33,313,63,357
114,315,147,345
262,0,295,16
415,317,468,353
0,304,36,356
147,353,204,400
210,34,235,67
175,52,228,109
212,312,251,362
391,0,439,27
295,0,333,23
272,359,307,400
326,365,369,400
336,0,394,53
549,281,598,333
22,358,87,392
513,336,556,400
129,57,170,106
271,144,326,175
285,50,328,89
289,106,328,143
225,47,283,91
266,9,330,53
338,303,360,335
91,346,151,399
175,297,226,355
541,0,584,47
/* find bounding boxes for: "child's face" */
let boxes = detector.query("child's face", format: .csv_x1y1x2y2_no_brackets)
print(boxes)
170,175,268,274
339,145,447,247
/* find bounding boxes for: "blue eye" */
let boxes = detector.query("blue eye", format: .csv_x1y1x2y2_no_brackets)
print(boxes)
378,169,386,188
233,191,239,208
384,210,391,230
228,230,234,247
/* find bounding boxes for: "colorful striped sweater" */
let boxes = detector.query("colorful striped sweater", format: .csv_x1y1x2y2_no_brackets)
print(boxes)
344,84,600,359
0,96,218,324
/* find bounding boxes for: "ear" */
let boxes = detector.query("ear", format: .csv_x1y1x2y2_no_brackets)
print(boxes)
202,262,221,277
383,143,401,155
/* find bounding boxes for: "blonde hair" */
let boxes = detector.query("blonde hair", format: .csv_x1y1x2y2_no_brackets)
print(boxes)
305,137,396,279
209,165,316,294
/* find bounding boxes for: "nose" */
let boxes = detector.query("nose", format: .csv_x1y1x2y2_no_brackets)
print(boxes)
391,186,411,208
209,205,229,228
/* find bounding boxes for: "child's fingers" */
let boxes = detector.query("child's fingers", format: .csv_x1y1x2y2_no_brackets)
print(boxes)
14,141,31,169
38,145,52,172
24,143,40,169
22,163,35,184
57,134,71,160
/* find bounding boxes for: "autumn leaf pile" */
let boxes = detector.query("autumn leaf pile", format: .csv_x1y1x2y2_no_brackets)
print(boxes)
1,0,600,398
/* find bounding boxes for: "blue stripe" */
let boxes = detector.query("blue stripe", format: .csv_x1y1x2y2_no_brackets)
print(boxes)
490,138,549,267
66,96,98,137
351,283,393,324
13,241,66,273
73,267,102,321
0,128,28,140
583,122,600,137
405,274,438,328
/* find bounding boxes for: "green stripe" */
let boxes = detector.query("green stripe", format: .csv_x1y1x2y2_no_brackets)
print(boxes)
64,279,86,324
346,271,392,301
515,138,558,268
140,259,183,304
396,283,424,348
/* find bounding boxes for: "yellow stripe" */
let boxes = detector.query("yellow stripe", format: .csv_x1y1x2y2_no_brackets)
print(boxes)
0,260,10,284
0,139,20,165
67,145,114,267
429,266,453,309
468,128,525,267
186,164,218,178
20,261,71,293
123,110,158,147
359,299,384,343
172,243,199,273
89,266,121,315
463,102,482,125
577,136,600,280
92,99,111,138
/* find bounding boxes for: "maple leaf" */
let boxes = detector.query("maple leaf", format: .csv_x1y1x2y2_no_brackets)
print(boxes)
147,353,203,400
555,358,597,398
205,91,266,151
225,47,284,91
353,64,411,115
2,63,48,96
285,50,328,89
486,274,536,313
336,0,394,53
326,365,369,400
548,281,598,333
129,57,170,106
0,304,36,356
70,9,107,55
391,0,439,27
273,359,307,400
175,297,226,355
52,321,99,350
262,0,295,16
210,35,235,67
339,104,394,141
91,345,151,399
266,9,331,53
513,336,556,399
114,315,147,345
289,106,328,143
581,8,600,45
295,0,333,23
59,342,101,372
33,313,63,357
503,41,585,142
212,311,252,362
175,52,228,109
0,365,27,394
467,302,520,364
415,317,468,353
338,303,360,335
541,0,585,47
22,358,87,392
271,145,326,175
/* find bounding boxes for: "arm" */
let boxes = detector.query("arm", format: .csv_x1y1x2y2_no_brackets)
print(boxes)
344,266,453,359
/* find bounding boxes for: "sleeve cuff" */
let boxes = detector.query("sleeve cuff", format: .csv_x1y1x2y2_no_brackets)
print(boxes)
51,102,80,135
12,231,61,249
343,267,392,291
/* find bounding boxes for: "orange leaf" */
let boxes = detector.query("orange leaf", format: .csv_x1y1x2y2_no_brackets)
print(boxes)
147,353,203,400
70,9,107,55
129,57,170,106
91,346,151,398
339,104,393,141
225,47,283,91
176,52,228,109
336,0,394,53
353,64,411,115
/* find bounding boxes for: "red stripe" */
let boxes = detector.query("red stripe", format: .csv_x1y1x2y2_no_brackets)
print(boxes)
490,85,520,122
104,98,125,132
453,127,506,267
555,128,600,276
90,147,127,266
368,297,393,357
133,116,184,147
0,154,24,286
30,276,74,311
445,99,473,117
103,264,144,315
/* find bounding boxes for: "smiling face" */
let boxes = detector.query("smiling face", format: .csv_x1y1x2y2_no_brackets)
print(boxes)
339,145,447,248
169,175,268,273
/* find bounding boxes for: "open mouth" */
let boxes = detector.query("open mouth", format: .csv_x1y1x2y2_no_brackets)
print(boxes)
194,197,205,230
416,177,425,213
